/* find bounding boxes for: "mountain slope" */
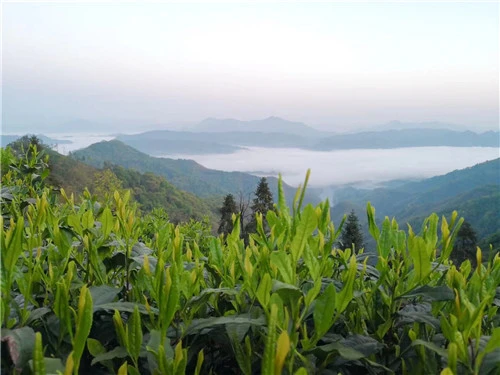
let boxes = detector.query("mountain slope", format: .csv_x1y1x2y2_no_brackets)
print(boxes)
401,185,500,240
353,158,500,215
41,147,217,224
329,159,500,244
71,140,321,204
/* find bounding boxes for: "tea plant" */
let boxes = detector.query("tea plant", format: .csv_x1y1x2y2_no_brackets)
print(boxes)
1,146,499,374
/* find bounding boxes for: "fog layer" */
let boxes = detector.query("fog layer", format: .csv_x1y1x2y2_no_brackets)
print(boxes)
160,147,499,187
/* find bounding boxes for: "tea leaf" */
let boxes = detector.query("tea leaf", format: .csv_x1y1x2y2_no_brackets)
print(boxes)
87,338,106,357
275,330,290,375
262,304,278,375
399,285,454,301
290,204,317,262
31,332,45,375
314,283,336,338
91,346,129,366
128,305,143,365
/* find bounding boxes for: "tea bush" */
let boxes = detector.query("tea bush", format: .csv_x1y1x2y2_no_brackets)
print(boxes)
1,146,499,374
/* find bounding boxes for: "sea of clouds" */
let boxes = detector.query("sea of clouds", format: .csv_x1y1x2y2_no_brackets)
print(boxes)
161,146,500,187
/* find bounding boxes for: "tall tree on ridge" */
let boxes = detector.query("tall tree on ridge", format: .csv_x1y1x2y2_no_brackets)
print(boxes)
246,177,275,235
218,194,238,236
339,210,364,251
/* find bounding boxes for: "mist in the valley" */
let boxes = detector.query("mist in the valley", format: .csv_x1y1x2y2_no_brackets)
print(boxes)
161,146,499,188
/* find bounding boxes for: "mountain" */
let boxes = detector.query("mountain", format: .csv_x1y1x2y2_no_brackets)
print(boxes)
71,140,321,204
399,185,499,240
190,116,327,137
116,133,244,155
116,121,498,157
116,129,312,156
315,129,500,150
328,158,500,246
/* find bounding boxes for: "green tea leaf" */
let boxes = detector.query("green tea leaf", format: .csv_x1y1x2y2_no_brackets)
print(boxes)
32,332,45,375
378,217,393,258
276,175,290,223
314,283,336,338
316,341,366,360
73,285,93,373
185,315,266,336
408,236,431,284
91,346,128,366
90,285,120,309
262,304,278,375
290,204,317,262
96,302,158,315
128,305,143,365
411,339,448,359
99,207,113,239
82,210,95,230
256,273,272,309
270,252,294,285
336,256,356,313
366,203,380,241
87,338,106,357
399,285,454,301
2,217,24,278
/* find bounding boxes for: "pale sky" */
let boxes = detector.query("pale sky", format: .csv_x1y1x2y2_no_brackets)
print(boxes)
2,2,499,133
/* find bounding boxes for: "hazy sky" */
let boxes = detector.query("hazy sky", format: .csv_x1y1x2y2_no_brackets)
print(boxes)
3,2,499,133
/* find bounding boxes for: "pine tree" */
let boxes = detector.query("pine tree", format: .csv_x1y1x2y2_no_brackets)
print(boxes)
246,177,274,234
339,210,364,251
218,194,238,235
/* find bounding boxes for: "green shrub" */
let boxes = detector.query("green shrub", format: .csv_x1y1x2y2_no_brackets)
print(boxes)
1,148,499,375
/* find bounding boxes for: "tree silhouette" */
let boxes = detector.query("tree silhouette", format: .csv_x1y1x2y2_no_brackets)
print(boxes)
246,177,274,234
218,194,238,236
339,210,364,251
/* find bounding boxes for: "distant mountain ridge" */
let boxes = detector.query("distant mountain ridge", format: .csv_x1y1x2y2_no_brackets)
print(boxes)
190,116,327,137
117,120,500,156
315,128,500,150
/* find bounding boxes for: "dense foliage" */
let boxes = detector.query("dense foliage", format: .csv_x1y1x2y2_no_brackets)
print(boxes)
1,145,500,375
246,178,275,235
218,194,238,235
329,159,500,255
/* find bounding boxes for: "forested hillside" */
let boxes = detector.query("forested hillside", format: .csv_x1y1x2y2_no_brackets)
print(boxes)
329,159,500,252
3,137,217,225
